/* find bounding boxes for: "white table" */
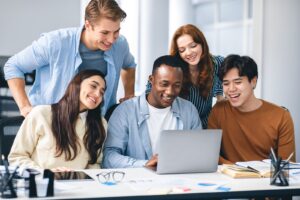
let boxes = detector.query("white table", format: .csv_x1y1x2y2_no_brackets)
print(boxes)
14,167,300,199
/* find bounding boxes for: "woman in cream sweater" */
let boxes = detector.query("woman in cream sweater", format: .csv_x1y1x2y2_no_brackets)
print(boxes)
9,70,107,171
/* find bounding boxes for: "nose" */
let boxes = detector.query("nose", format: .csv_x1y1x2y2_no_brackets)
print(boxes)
165,86,174,96
228,83,236,92
185,48,192,55
107,33,115,44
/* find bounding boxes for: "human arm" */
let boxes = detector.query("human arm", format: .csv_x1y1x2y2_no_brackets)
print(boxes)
119,68,135,102
118,36,136,103
4,34,50,116
277,110,296,162
207,105,232,164
8,109,43,169
7,78,32,117
102,103,148,168
212,55,224,102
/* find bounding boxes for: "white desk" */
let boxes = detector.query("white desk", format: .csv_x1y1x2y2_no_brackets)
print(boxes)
14,168,300,199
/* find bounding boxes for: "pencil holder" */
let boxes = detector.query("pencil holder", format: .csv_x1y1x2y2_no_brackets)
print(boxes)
0,171,17,198
270,160,289,186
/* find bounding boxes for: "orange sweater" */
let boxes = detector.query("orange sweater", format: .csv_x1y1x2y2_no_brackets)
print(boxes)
208,100,295,164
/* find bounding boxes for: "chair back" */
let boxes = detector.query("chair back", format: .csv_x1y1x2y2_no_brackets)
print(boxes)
0,116,24,161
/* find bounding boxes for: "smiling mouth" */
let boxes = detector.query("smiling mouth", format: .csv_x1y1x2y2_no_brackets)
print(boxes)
88,96,97,104
162,95,174,103
228,94,240,101
102,42,112,48
186,54,197,62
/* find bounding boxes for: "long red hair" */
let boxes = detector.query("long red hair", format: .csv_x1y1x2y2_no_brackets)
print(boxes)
170,24,213,98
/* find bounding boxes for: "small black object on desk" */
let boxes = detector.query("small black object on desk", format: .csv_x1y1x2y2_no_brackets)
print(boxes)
1,154,17,198
24,168,54,197
270,148,293,186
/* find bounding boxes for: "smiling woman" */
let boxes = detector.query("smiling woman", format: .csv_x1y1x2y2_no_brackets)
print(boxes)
8,70,107,171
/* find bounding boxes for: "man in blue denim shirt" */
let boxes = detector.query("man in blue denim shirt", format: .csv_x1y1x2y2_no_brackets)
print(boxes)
4,0,136,117
103,55,201,168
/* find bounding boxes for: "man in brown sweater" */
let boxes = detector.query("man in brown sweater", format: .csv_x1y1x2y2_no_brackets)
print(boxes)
208,55,295,164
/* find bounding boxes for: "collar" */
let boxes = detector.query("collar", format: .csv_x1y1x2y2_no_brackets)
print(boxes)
79,111,88,122
137,93,182,126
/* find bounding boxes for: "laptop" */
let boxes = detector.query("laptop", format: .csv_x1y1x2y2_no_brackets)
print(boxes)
147,129,222,174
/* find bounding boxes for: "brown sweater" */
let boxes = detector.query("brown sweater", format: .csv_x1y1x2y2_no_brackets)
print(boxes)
208,100,295,164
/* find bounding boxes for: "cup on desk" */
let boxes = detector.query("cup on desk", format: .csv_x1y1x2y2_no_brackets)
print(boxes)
36,178,49,197
270,160,289,186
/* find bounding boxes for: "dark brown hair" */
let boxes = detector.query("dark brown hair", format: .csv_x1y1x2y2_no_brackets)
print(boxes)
170,24,213,98
85,0,126,25
51,70,106,164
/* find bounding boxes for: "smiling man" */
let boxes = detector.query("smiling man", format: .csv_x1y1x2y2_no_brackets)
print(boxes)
103,55,201,168
4,0,136,117
208,55,295,164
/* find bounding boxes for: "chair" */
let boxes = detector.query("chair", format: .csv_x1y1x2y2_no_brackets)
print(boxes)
0,116,24,162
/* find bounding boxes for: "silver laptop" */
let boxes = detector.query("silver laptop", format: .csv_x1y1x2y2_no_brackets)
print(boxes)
148,129,222,174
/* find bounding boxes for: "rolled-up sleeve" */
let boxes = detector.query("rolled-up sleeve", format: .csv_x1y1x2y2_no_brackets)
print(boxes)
120,37,136,69
4,33,50,80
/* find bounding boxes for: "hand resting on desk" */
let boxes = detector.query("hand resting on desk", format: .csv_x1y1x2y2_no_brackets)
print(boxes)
145,154,158,167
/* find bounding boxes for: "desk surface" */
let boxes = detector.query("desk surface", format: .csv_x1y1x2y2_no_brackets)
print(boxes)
15,167,300,199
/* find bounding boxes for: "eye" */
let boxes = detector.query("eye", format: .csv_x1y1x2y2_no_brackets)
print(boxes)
160,82,168,87
190,43,197,48
174,84,182,89
178,49,185,53
222,82,229,86
90,84,97,89
101,31,109,35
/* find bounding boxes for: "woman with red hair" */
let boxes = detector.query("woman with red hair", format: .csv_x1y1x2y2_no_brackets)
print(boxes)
170,24,224,129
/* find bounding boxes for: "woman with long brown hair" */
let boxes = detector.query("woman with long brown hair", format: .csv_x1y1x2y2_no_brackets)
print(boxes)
170,24,224,129
9,70,106,170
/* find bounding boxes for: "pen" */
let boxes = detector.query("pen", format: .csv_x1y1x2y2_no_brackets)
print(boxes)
270,147,277,162
2,154,10,175
2,166,19,191
285,152,294,162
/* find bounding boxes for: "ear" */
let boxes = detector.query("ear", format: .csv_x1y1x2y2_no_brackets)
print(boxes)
149,75,154,85
85,20,92,30
251,76,257,89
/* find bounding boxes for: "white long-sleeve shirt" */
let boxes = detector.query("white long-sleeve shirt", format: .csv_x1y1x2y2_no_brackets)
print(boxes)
8,105,106,170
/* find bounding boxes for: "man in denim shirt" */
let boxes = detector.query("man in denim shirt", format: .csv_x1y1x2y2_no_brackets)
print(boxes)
103,55,201,168
4,0,136,117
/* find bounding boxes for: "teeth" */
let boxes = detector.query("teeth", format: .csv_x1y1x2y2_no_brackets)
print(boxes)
88,97,96,103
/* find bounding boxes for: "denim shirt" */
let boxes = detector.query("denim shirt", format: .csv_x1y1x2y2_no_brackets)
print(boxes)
4,27,136,114
102,93,202,168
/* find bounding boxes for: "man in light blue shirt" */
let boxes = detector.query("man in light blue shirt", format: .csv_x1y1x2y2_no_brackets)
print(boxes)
103,55,201,168
4,0,136,116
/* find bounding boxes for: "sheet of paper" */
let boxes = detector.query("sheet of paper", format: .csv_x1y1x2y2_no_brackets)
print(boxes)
125,177,230,194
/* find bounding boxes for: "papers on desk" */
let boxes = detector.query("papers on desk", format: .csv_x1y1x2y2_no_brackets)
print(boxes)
125,177,230,194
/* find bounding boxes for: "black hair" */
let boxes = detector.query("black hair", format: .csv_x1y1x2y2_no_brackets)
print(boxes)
219,54,258,82
152,55,187,75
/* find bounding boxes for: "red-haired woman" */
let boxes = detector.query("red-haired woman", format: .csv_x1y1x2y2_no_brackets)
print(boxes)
170,24,224,129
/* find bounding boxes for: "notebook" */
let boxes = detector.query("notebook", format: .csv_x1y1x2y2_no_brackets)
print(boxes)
147,129,222,174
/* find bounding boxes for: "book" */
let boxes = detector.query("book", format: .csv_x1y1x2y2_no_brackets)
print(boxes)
220,160,271,178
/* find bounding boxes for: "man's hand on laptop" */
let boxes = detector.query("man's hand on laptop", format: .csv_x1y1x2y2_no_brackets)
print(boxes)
145,154,158,167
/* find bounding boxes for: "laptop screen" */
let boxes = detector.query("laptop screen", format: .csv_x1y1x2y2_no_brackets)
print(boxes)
153,129,222,174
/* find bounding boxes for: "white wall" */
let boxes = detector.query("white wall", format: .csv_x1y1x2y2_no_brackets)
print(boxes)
261,0,300,161
0,0,80,56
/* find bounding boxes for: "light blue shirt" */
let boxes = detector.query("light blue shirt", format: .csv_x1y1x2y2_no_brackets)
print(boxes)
102,93,202,168
4,27,136,114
